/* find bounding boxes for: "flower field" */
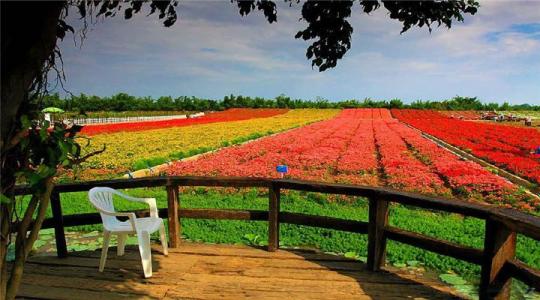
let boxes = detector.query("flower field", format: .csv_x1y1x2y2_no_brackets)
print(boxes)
80,108,288,135
167,109,537,210
392,109,540,185
79,109,338,179
438,110,482,120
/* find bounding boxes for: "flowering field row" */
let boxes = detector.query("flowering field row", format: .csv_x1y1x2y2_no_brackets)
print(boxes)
438,110,483,120
78,109,339,179
80,108,288,135
386,122,534,210
167,109,536,210
373,119,451,196
392,109,540,185
168,109,382,186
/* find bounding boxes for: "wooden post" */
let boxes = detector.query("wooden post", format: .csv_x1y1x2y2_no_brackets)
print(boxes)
367,197,389,271
480,218,516,300
166,184,181,248
268,184,280,252
50,191,67,258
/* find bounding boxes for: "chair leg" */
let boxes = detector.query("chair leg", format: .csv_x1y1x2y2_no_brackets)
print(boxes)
99,230,110,272
159,223,168,256
137,230,152,278
117,233,127,256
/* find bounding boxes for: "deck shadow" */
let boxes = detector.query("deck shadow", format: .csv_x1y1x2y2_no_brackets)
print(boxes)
16,243,465,299
265,245,464,299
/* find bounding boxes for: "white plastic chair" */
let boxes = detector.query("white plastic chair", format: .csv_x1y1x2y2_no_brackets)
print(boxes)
88,187,168,278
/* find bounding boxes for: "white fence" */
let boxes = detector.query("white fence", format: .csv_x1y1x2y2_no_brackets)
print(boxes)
61,113,205,125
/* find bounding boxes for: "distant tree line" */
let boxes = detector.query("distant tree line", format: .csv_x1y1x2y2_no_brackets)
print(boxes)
42,93,540,113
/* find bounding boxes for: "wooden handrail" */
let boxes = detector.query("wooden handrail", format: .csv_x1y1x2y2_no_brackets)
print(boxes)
384,226,483,265
12,176,540,299
275,179,494,218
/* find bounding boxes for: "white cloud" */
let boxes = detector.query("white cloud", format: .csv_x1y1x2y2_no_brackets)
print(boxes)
54,0,540,104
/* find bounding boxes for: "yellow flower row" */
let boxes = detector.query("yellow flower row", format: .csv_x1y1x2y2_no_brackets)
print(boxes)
79,109,339,178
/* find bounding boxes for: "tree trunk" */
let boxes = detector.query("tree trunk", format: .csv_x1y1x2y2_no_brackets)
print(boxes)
1,1,65,149
1,2,65,299
5,178,54,300
0,200,12,298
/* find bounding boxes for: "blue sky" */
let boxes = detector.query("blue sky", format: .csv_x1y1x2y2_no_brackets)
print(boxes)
54,1,540,104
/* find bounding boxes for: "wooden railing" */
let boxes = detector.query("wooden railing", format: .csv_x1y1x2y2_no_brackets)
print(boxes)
13,176,540,300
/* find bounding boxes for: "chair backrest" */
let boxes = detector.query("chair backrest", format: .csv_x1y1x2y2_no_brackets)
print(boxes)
88,187,122,229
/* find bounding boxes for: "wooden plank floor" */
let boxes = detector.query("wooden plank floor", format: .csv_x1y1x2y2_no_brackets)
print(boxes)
17,242,464,299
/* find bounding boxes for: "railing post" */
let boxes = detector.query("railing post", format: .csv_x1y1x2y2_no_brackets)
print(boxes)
367,197,389,271
50,191,67,258
166,184,181,248
480,218,516,300
268,183,280,252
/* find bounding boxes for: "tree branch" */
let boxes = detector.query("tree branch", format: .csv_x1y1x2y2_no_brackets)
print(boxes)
69,144,106,165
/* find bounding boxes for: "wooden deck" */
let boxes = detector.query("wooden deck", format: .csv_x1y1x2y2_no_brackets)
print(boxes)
18,242,464,299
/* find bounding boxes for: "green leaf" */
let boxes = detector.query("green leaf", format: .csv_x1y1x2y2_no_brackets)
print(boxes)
33,239,47,249
21,115,31,129
357,256,367,263
344,251,358,259
453,284,476,296
243,233,255,240
81,231,99,238
39,126,48,141
242,233,260,245
58,141,69,157
393,262,407,268
126,236,138,245
68,244,92,251
0,193,12,204
439,274,467,285
28,172,43,186
406,260,419,267
39,234,54,241
40,228,54,234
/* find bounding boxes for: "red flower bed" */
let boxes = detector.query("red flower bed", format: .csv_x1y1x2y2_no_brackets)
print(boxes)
373,119,450,195
80,108,288,135
167,109,381,186
438,110,483,120
167,109,535,209
386,121,536,210
392,109,540,185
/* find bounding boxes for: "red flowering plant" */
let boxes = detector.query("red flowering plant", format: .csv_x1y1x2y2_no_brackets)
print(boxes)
386,119,537,210
81,108,288,135
167,108,537,211
392,109,540,185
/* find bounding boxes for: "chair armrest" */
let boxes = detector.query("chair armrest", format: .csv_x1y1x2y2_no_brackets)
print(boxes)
141,198,159,218
114,191,159,218
101,210,137,231
127,197,158,218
